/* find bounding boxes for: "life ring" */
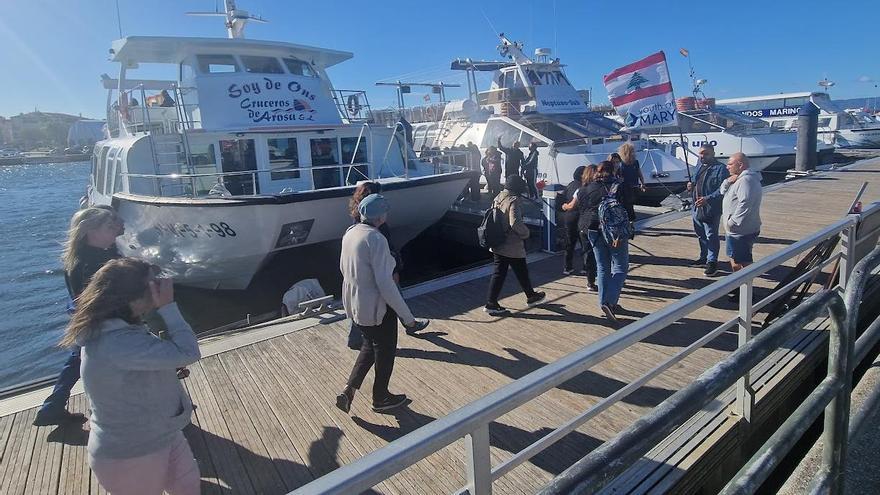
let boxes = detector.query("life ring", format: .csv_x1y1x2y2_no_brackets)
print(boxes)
346,94,361,116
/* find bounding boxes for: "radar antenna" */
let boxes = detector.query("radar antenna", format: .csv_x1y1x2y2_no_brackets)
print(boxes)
186,0,267,39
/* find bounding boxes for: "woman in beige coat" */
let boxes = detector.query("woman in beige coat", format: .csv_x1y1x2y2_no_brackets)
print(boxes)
484,175,546,315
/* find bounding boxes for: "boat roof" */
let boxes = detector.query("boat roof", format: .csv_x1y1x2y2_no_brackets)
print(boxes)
716,91,824,104
450,59,515,72
110,36,353,68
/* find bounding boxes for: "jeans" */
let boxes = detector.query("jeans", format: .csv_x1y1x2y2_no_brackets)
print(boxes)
487,254,536,305
588,230,629,308
623,186,638,221
346,308,398,402
89,430,200,495
692,211,722,263
37,347,81,416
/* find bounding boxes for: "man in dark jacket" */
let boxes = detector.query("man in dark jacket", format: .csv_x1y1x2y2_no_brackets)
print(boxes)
521,143,540,199
497,137,524,179
688,144,729,276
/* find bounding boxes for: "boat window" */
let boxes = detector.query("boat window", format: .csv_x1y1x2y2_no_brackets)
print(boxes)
283,58,318,77
95,146,109,190
524,68,541,86
771,120,788,130
219,139,259,195
105,148,119,194
240,55,284,74
188,142,218,194
112,150,124,193
197,55,240,74
556,71,572,87
784,97,808,107
268,138,300,180
341,137,369,185
818,117,832,128
90,150,99,188
310,138,341,189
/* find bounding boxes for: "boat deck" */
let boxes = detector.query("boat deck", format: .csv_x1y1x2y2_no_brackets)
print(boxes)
2,160,879,494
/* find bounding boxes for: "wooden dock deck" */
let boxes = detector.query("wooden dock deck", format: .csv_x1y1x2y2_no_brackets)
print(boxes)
2,159,879,494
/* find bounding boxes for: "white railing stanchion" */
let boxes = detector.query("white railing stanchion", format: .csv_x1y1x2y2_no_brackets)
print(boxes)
464,425,492,495
736,280,755,423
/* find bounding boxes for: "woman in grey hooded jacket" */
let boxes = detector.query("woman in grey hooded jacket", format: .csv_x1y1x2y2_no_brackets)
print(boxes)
60,258,201,495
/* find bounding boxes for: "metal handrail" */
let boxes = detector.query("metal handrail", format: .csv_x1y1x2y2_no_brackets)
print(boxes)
290,214,859,495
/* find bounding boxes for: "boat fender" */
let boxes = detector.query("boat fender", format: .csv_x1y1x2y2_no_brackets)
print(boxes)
347,94,361,116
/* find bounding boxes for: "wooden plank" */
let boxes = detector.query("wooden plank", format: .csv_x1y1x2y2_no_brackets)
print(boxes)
58,394,90,495
1,408,38,495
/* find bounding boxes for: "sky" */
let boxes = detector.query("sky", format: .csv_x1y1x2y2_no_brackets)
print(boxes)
0,0,878,119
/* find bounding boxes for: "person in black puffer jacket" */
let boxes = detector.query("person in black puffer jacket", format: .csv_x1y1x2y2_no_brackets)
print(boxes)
560,165,597,289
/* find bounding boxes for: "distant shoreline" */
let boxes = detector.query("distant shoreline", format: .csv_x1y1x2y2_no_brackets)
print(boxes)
0,154,90,166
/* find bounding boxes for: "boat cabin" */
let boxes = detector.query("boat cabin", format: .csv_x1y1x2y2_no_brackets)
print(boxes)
92,36,415,202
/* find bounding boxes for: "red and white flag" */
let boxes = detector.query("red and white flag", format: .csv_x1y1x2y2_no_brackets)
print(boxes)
603,51,677,130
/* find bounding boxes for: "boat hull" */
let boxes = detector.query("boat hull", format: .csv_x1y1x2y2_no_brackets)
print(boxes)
108,172,473,289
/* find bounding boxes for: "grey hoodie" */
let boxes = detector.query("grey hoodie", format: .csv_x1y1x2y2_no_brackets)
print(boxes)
79,303,201,459
721,168,763,236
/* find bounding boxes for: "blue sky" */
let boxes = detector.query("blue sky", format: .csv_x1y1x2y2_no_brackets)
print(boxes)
1,0,878,119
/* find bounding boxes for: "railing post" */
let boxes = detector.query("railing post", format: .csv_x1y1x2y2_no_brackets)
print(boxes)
817,294,852,495
735,280,755,424
838,221,857,291
464,425,491,495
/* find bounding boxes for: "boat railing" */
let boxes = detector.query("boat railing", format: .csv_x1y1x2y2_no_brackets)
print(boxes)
332,90,374,124
289,203,880,495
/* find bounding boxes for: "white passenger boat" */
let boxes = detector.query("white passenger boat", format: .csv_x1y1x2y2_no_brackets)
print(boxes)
87,1,472,289
717,92,880,149
646,101,801,172
409,34,691,206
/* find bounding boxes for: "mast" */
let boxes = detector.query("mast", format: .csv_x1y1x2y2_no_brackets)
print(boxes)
186,0,267,39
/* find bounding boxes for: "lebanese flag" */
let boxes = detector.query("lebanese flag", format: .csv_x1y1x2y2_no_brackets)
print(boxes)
603,51,673,108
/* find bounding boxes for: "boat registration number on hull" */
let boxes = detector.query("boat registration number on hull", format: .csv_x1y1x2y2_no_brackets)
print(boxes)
154,222,238,239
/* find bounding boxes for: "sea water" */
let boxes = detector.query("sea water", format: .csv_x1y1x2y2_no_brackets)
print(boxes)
0,162,89,389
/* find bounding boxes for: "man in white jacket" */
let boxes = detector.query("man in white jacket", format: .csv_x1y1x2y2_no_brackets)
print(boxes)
720,153,762,278
336,194,429,413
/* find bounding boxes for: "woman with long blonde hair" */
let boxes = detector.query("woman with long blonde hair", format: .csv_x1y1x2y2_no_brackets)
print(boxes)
617,143,646,233
33,207,124,427
65,258,201,494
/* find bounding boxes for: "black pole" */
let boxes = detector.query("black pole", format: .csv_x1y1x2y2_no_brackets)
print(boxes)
796,102,819,172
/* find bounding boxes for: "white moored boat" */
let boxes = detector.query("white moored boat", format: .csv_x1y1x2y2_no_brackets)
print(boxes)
87,1,472,289
410,34,691,206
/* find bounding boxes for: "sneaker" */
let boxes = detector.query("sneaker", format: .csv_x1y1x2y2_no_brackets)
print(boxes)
728,290,740,302
601,304,618,324
703,261,718,277
484,303,509,316
176,367,190,380
579,269,588,275
404,319,430,336
526,291,547,307
689,259,707,268
563,268,574,276
587,283,598,293
335,389,354,413
32,409,87,427
614,304,624,313
372,393,408,412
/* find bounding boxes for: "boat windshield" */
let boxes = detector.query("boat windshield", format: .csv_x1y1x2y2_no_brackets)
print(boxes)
678,107,769,134
520,113,620,143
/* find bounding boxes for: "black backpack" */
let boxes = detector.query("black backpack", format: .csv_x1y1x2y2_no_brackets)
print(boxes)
477,205,508,249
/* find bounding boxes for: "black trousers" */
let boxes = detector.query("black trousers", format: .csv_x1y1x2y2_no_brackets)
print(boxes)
562,223,596,281
622,186,638,221
523,169,538,198
576,231,598,284
346,308,398,402
486,173,502,198
487,254,536,304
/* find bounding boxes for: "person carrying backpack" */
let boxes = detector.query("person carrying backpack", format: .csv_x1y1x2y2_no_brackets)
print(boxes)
576,161,631,324
484,175,546,315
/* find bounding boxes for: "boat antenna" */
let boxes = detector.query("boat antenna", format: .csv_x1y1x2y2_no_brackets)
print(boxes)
187,0,267,39
479,5,499,39
553,0,558,57
114,0,123,38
